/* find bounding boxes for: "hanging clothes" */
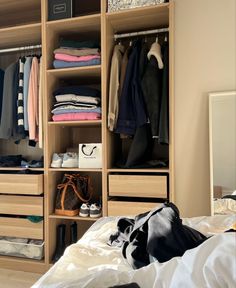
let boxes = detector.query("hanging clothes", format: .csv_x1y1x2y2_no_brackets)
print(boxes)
115,40,147,136
0,62,18,139
38,56,43,149
23,56,33,131
141,41,163,139
108,44,125,131
17,57,26,136
28,57,39,141
0,69,5,122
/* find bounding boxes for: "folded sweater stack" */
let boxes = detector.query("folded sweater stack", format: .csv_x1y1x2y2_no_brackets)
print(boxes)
52,86,102,122
53,39,101,69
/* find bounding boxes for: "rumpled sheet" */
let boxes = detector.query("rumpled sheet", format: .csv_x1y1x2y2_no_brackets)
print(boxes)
32,215,236,288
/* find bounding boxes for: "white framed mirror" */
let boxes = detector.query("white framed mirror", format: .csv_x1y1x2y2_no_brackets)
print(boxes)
209,91,236,215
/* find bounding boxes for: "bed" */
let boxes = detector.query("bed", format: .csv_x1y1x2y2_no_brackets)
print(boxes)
32,213,236,288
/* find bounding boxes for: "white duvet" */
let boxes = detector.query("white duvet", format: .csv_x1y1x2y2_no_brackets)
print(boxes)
33,215,236,288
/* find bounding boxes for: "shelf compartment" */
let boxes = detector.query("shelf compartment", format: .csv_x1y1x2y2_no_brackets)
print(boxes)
0,174,43,195
0,217,43,240
0,23,41,49
49,168,102,172
0,0,41,29
46,14,101,34
49,214,98,221
47,65,101,79
48,120,102,127
106,3,169,33
0,195,43,216
109,174,167,198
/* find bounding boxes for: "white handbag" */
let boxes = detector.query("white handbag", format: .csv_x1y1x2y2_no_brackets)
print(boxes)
107,0,166,12
78,143,102,168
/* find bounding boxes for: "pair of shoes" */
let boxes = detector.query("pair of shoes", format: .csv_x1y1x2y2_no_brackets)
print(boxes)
52,222,77,263
79,203,102,218
51,153,78,168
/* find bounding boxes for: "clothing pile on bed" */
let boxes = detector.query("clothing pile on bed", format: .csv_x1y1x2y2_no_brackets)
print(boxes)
52,86,101,122
53,39,101,69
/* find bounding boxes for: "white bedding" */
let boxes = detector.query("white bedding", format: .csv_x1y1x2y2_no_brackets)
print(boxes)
33,215,236,288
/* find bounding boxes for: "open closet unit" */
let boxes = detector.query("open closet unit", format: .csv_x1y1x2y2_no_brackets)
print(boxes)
0,0,174,273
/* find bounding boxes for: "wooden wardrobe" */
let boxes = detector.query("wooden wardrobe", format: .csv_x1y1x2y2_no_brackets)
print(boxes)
0,0,174,273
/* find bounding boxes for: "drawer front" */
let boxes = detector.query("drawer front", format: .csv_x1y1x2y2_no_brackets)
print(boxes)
108,200,161,217
0,217,43,240
109,175,167,198
0,195,43,216
0,174,43,195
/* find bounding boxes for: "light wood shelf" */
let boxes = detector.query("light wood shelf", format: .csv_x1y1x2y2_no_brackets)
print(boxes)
49,168,102,172
0,167,44,171
46,14,101,34
48,120,102,127
0,23,41,49
106,3,169,33
108,168,169,173
47,65,101,79
49,214,99,221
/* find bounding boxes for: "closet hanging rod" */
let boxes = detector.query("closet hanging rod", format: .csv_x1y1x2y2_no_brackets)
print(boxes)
114,28,169,40
0,44,42,55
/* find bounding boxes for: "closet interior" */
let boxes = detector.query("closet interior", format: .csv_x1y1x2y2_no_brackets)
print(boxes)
0,0,174,272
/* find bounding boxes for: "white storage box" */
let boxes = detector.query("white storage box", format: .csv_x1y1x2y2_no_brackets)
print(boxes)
107,0,166,12
78,143,102,168
0,237,44,260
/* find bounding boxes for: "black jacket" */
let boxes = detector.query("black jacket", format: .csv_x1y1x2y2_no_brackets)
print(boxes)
108,203,207,269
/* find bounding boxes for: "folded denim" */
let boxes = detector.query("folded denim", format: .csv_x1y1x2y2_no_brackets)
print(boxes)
0,154,23,167
53,58,101,69
52,107,102,115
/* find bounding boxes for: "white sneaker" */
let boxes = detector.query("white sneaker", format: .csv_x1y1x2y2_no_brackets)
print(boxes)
51,153,64,168
62,152,78,168
89,203,102,218
79,203,90,217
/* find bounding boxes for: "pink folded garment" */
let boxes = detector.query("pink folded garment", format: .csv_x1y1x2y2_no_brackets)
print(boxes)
55,53,101,62
52,112,101,121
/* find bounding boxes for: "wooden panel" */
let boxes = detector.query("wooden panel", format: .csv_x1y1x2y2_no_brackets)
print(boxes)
0,195,43,216
0,217,43,240
46,14,101,34
0,256,47,273
47,65,101,79
108,200,161,216
0,174,43,195
0,0,41,28
48,120,102,127
106,4,169,33
109,175,167,198
0,23,41,49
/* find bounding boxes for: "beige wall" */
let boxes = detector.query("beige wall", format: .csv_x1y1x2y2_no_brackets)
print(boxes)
174,0,236,217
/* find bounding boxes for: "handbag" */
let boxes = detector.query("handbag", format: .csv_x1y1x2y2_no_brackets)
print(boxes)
107,0,166,12
78,143,102,168
55,174,93,216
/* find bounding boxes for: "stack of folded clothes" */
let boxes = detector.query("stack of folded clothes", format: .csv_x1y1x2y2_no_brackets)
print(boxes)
52,86,102,122
53,39,101,69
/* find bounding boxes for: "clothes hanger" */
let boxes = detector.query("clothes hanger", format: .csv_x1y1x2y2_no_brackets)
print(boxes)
148,35,164,69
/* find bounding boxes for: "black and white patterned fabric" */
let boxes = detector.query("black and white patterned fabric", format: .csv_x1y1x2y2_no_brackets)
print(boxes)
107,0,166,12
17,57,26,135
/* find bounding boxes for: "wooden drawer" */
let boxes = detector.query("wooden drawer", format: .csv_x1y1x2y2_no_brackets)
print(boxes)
0,174,43,195
0,195,43,216
108,200,161,217
0,217,43,240
109,175,167,198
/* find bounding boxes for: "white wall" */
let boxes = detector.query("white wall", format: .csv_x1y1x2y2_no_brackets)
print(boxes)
174,0,236,216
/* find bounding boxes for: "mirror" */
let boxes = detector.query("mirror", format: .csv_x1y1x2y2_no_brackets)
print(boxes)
209,91,236,215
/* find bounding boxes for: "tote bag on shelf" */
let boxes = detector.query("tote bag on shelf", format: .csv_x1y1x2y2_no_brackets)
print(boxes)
78,143,102,168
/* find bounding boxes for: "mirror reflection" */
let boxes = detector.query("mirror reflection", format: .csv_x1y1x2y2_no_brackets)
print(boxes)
209,91,236,215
